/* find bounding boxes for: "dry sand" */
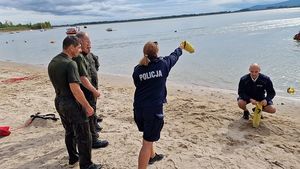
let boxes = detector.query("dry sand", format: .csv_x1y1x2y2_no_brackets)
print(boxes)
0,61,299,169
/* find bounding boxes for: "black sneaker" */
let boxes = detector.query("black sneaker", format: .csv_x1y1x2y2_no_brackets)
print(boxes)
95,123,103,132
243,110,250,120
92,140,109,149
69,156,79,167
149,153,164,165
87,163,102,169
96,115,103,123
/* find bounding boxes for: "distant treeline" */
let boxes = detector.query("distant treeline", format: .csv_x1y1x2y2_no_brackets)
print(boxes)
56,5,300,28
0,21,52,31
56,11,232,27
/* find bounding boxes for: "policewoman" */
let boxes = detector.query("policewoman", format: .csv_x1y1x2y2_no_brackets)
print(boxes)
132,41,184,169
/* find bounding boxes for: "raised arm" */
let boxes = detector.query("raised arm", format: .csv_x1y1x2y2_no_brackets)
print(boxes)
163,47,183,72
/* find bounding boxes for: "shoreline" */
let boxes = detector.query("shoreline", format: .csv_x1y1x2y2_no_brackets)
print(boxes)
1,60,299,123
1,60,299,110
99,71,300,104
1,60,300,110
0,61,299,169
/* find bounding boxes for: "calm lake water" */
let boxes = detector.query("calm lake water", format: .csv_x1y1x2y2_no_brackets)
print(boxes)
1,8,300,100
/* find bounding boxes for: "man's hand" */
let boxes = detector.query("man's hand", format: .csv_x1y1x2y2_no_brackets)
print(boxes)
70,82,95,117
179,41,185,49
260,99,267,106
250,98,257,105
86,105,94,117
93,90,101,98
80,76,100,98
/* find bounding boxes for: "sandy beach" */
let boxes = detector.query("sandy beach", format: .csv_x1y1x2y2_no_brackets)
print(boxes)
0,61,299,169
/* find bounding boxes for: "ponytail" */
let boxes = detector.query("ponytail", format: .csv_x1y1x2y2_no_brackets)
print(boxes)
139,55,150,66
139,41,159,66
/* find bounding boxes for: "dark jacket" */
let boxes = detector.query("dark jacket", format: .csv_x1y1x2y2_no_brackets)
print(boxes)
86,53,100,89
133,48,182,108
238,73,275,102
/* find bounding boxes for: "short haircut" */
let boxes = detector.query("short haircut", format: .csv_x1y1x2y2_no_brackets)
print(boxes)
63,36,80,50
76,31,88,40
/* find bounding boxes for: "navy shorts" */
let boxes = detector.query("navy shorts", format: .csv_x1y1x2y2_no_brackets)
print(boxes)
237,97,273,106
134,106,164,142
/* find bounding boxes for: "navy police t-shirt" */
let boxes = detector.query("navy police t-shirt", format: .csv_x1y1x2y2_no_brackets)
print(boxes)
133,48,182,108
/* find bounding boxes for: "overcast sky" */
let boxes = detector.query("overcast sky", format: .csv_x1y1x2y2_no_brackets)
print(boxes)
0,0,284,25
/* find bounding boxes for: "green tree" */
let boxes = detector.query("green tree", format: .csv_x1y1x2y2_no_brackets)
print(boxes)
0,21,52,31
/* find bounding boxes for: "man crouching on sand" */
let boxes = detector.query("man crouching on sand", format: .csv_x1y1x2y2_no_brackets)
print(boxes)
48,36,101,169
237,63,276,120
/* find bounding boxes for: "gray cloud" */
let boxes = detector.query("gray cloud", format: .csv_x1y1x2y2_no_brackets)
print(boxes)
0,0,210,16
0,0,139,16
0,0,283,24
0,0,282,17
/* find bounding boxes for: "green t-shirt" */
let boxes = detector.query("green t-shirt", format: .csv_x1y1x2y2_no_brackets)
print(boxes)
73,54,91,82
48,52,81,97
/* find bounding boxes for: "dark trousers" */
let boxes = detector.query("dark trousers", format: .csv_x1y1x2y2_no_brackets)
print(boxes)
89,113,98,141
83,90,99,142
55,97,93,169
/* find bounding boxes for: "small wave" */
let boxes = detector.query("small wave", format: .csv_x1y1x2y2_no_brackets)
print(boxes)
218,17,300,33
276,95,300,102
